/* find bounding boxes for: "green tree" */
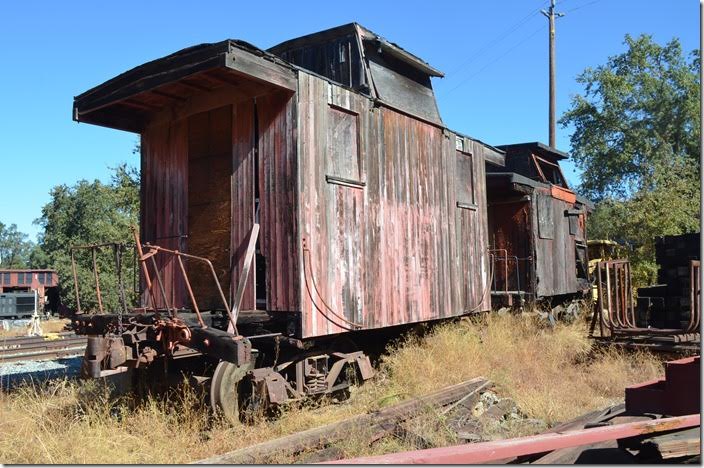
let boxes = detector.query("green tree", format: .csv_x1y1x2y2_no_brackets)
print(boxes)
33,164,140,311
561,34,699,199
0,222,34,268
561,34,700,286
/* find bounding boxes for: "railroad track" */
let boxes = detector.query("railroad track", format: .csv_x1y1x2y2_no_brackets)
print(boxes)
0,332,86,363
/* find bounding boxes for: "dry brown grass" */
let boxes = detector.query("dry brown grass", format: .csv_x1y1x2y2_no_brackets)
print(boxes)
0,313,664,464
379,313,662,424
0,319,69,338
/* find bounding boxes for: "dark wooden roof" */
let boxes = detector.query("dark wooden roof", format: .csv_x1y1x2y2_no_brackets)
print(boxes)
268,22,445,126
496,142,569,161
268,23,444,78
487,172,594,209
73,40,297,132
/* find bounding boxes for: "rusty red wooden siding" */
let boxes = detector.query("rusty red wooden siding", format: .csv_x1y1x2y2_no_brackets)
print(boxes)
257,90,300,313
231,99,256,310
140,119,188,308
298,74,491,338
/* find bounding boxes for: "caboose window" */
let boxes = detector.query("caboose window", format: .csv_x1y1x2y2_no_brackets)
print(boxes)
455,149,475,207
38,273,45,284
3,273,9,284
326,105,361,185
533,155,567,188
537,194,555,239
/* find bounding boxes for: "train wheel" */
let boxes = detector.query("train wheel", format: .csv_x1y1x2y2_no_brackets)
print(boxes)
209,360,252,424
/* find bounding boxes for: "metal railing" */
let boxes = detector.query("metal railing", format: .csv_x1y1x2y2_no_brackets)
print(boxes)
70,242,132,315
488,249,531,304
689,260,700,333
591,259,635,336
131,228,233,331
590,258,701,338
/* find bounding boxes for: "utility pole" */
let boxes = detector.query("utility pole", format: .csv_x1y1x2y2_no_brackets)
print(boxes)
542,0,564,148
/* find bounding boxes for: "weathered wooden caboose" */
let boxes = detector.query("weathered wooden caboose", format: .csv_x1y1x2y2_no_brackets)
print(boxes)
485,142,592,306
71,23,503,411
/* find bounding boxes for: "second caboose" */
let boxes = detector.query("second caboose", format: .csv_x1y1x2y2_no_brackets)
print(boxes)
485,142,593,306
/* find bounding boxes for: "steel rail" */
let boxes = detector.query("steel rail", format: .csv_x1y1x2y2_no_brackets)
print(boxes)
0,347,86,363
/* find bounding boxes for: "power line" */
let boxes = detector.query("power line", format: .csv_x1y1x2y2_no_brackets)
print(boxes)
440,24,547,97
564,0,602,13
443,0,550,79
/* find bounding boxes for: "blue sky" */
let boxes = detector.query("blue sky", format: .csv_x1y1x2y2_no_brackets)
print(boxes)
0,0,699,241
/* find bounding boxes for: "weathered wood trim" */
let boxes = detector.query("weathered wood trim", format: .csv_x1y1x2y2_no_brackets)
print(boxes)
456,201,478,211
224,46,297,91
325,175,366,189
148,85,254,128
75,41,297,123
484,146,506,167
76,54,227,117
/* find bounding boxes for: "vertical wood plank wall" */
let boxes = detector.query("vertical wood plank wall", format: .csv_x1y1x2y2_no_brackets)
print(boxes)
140,119,188,308
230,99,256,310
257,90,299,313
298,74,491,338
140,87,299,313
533,193,577,297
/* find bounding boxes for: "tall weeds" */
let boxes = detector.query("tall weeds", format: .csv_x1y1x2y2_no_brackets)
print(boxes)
0,313,664,464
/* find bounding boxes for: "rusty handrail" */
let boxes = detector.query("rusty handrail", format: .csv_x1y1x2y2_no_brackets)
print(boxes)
488,249,509,296
488,251,531,300
592,259,637,336
688,260,700,333
70,242,131,315
131,227,232,329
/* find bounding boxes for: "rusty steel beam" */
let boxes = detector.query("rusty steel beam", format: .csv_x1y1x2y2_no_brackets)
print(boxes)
689,260,700,333
322,414,700,465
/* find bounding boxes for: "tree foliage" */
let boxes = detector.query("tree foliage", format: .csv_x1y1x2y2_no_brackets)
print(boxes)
562,34,700,286
0,222,34,268
32,164,140,311
561,34,700,200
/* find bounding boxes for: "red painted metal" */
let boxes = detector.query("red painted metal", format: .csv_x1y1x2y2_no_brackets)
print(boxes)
549,184,577,204
626,355,700,417
322,414,700,464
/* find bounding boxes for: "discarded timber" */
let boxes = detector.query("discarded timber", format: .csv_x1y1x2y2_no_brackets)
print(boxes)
513,403,626,464
323,414,701,464
640,426,700,460
193,377,491,464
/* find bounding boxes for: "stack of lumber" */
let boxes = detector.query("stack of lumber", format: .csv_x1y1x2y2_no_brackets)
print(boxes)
640,426,700,461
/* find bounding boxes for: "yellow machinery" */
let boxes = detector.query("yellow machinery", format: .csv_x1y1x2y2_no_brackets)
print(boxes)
588,240,626,300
